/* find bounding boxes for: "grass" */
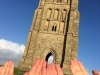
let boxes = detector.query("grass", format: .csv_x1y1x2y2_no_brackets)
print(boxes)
14,67,26,75
0,65,26,75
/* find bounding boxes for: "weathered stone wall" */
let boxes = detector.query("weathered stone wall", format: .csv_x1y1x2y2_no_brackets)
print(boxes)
18,0,80,75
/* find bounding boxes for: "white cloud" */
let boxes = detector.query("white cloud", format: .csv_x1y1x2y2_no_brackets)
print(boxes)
0,39,54,67
0,39,25,66
0,39,24,53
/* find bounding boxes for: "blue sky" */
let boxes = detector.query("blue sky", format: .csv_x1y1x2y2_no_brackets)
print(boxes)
0,0,100,73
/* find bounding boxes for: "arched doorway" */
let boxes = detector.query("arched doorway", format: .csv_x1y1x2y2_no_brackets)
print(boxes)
45,52,53,64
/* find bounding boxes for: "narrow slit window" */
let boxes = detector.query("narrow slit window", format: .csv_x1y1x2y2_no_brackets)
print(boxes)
52,23,57,32
52,26,54,31
52,26,57,31
55,26,57,31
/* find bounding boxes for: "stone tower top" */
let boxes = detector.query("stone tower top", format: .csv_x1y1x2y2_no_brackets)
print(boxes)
38,0,79,10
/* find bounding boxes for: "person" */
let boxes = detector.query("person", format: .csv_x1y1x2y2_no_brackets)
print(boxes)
23,59,63,75
0,59,99,75
92,70,100,75
70,59,100,75
0,61,14,75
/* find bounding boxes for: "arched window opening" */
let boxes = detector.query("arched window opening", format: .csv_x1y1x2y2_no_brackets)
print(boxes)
52,23,57,32
45,52,53,64
52,26,57,31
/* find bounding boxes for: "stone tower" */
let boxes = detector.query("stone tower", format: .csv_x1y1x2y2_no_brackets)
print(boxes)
18,0,80,74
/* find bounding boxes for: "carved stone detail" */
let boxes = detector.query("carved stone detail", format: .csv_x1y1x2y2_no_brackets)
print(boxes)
53,9,59,20
46,0,53,3
43,20,49,32
59,22,65,34
39,0,45,7
34,9,42,30
61,9,67,21
46,8,52,20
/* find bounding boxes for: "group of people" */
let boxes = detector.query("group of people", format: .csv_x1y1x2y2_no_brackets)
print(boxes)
0,59,99,75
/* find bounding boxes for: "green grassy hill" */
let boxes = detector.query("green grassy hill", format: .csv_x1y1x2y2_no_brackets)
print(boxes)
14,67,26,75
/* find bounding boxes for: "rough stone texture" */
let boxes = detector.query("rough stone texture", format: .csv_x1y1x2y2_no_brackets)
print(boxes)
18,0,80,75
